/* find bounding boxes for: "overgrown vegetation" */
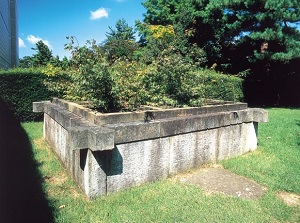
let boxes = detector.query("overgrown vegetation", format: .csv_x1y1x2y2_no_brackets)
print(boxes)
3,1,299,120
0,18,244,120
22,108,300,222
0,64,243,120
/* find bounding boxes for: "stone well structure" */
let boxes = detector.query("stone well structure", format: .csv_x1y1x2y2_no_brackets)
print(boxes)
33,98,268,198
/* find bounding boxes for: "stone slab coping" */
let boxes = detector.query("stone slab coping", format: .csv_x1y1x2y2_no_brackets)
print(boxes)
50,98,249,126
104,108,268,144
33,98,268,150
34,101,114,152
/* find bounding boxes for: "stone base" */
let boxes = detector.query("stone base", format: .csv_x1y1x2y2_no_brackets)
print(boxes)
33,98,268,198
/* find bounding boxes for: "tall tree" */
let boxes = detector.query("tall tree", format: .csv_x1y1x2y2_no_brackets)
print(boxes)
142,0,224,67
214,0,300,104
19,56,35,68
50,55,61,67
61,56,70,70
142,0,180,25
143,0,300,69
216,0,300,65
106,18,136,41
102,19,138,63
31,40,53,66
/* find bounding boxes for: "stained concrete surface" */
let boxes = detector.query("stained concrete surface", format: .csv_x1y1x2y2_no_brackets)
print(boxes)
179,166,267,199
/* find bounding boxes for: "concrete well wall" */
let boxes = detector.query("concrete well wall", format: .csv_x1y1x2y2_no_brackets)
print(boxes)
34,98,268,198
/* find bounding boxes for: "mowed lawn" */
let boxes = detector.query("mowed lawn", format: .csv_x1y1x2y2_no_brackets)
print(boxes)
21,108,300,223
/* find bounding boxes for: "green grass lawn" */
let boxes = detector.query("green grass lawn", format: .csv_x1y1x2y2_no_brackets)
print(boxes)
22,108,300,223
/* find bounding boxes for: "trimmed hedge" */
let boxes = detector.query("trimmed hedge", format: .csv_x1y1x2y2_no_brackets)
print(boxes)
199,70,244,103
0,68,54,121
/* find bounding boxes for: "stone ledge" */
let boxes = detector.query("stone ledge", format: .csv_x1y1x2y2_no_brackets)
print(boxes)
34,99,268,145
32,101,50,112
104,108,267,144
51,98,249,126
35,100,114,151
68,126,114,151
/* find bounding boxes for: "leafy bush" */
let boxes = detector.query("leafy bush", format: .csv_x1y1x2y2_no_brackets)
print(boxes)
141,53,199,107
65,39,115,111
141,64,243,107
42,65,72,100
60,28,242,111
110,60,148,110
109,54,243,109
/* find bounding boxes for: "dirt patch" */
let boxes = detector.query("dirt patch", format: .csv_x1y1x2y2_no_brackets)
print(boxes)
44,174,67,186
33,138,48,149
178,166,267,199
277,191,300,207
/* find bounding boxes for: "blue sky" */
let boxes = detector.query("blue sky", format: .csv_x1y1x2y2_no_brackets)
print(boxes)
18,0,146,59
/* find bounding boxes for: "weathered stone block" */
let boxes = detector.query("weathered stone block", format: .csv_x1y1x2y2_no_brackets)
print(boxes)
107,138,170,193
32,101,50,112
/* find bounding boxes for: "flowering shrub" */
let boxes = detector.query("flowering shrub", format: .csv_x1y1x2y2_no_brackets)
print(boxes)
149,25,175,41
41,63,62,77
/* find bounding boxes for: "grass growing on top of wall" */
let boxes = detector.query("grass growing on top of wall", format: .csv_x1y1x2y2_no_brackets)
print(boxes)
19,108,300,223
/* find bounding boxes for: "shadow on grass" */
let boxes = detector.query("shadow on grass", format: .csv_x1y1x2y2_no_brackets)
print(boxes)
297,120,300,146
0,98,54,223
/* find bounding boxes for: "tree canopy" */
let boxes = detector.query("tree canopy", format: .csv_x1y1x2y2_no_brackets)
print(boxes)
31,40,53,66
106,18,136,41
19,40,63,68
142,0,300,105
142,0,300,70
102,19,138,63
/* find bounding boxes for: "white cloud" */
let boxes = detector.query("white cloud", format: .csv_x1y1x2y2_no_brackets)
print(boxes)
18,38,26,48
90,8,109,20
27,34,52,49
